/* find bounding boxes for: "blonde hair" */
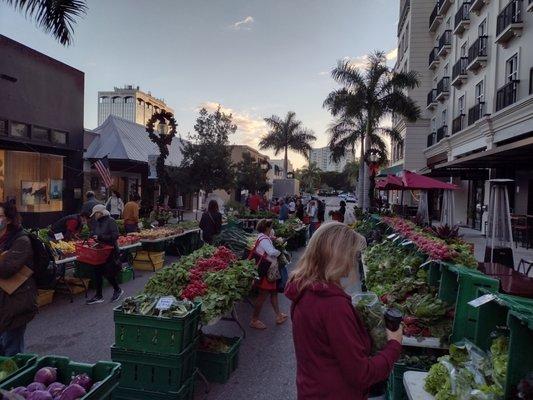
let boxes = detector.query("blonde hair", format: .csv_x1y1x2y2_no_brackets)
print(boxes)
289,222,365,290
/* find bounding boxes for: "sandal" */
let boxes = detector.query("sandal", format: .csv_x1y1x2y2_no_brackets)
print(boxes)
276,313,288,325
250,319,267,330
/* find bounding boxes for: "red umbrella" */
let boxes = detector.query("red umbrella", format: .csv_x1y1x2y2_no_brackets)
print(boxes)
376,174,403,190
401,170,458,190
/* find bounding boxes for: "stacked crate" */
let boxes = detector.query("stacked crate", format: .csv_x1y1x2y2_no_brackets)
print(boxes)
111,302,201,399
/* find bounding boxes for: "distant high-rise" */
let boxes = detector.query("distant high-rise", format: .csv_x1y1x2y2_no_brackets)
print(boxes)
97,85,174,126
309,147,354,172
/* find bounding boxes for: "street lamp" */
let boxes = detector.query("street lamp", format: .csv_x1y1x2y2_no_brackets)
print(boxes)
365,149,383,210
158,119,169,135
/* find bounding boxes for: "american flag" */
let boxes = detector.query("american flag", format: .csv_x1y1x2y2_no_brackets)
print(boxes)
94,156,113,188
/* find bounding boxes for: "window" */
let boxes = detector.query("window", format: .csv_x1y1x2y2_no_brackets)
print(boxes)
441,109,447,126
0,120,6,136
444,64,449,76
446,17,451,29
475,80,485,103
529,68,533,95
431,117,437,132
460,42,467,57
433,77,438,88
458,95,465,115
32,126,49,141
478,19,487,36
51,130,68,145
10,122,29,138
506,53,519,82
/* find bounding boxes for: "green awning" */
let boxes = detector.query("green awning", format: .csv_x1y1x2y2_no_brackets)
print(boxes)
378,164,403,177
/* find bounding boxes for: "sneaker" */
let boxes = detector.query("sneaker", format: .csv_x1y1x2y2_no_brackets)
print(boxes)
111,288,124,303
86,296,104,305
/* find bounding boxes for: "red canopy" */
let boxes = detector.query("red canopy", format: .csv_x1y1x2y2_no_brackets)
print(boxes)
376,170,458,190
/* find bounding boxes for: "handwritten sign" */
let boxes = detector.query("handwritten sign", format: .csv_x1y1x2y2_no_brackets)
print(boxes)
155,296,176,311
54,232,64,241
468,293,497,308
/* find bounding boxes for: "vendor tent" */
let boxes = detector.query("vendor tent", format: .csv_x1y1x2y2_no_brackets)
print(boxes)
375,170,458,191
416,190,429,224
441,190,456,226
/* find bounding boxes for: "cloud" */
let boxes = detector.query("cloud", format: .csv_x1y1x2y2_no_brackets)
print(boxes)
318,71,329,76
198,102,266,147
386,48,398,62
342,55,369,69
231,16,254,30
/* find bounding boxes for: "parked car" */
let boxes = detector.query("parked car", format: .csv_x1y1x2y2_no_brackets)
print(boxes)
345,194,357,203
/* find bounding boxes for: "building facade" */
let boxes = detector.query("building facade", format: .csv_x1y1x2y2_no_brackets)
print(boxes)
97,85,174,126
0,35,85,227
270,159,294,178
394,0,533,230
309,146,355,172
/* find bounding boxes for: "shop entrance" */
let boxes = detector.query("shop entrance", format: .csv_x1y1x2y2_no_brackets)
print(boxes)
467,180,485,230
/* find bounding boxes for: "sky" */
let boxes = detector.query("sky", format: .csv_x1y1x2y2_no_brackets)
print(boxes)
0,0,399,168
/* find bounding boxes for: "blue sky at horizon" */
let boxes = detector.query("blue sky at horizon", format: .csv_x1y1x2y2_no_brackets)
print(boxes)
0,0,399,168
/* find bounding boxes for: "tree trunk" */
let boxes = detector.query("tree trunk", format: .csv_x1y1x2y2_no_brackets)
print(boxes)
361,122,372,211
283,146,288,179
357,137,365,209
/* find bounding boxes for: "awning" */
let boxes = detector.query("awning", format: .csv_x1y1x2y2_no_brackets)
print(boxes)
376,170,458,190
378,163,403,177
435,136,533,171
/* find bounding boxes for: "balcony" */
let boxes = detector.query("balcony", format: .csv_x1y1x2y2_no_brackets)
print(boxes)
398,0,411,35
436,77,450,101
454,2,471,35
452,57,469,87
528,0,533,12
427,132,437,147
428,47,440,69
496,80,519,111
437,30,452,58
468,102,485,125
427,89,438,109
452,114,465,134
439,0,454,14
496,0,523,45
470,0,488,15
429,1,443,32
467,36,488,72
426,89,439,110
436,125,448,142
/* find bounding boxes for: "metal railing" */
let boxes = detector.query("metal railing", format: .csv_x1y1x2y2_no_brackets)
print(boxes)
428,47,439,66
452,114,465,134
452,57,468,80
468,102,484,125
496,80,519,111
454,2,471,30
437,77,450,96
438,30,452,51
427,89,438,106
398,0,411,35
467,36,488,65
497,0,523,36
429,2,440,29
427,132,436,147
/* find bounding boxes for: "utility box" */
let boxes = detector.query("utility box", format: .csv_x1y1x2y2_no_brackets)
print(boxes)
273,179,300,198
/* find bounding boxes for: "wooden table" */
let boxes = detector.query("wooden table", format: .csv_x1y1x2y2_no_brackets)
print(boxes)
479,262,533,298
478,262,514,276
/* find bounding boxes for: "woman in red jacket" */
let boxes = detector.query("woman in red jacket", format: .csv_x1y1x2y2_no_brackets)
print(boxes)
285,222,402,400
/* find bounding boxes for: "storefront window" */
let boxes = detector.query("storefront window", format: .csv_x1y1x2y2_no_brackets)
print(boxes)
0,150,64,213
32,126,50,142
51,130,68,144
10,122,29,138
0,120,7,136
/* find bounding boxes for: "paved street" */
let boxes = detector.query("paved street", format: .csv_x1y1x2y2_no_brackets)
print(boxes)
25,251,304,400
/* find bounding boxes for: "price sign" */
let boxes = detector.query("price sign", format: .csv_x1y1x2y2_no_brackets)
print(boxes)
54,232,64,241
155,296,176,311
468,293,497,308
387,233,398,240
401,240,413,246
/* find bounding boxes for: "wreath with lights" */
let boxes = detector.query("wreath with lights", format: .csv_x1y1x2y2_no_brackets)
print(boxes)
146,111,178,187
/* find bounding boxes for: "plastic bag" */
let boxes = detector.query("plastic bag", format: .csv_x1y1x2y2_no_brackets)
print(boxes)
352,292,387,353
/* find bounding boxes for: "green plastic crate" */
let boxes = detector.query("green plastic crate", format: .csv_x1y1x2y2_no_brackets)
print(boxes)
0,356,121,400
437,262,499,343
111,369,197,400
386,361,428,400
117,267,134,284
197,336,242,383
0,354,37,385
110,337,198,393
470,289,533,399
113,301,201,354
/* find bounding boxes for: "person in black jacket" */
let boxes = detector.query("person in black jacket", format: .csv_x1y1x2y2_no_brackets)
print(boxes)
86,204,124,305
49,212,89,241
80,191,101,217
0,202,36,356
199,200,222,244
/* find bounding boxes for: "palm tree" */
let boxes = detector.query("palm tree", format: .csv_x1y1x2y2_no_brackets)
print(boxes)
323,51,420,210
259,111,316,179
2,0,87,46
296,162,321,193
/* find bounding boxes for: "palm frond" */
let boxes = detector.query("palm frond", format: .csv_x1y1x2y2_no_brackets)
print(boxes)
4,0,87,45
379,70,420,95
330,59,366,90
377,127,404,144
380,91,420,122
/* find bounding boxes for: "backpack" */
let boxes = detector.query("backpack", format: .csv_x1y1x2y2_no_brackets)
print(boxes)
25,231,56,289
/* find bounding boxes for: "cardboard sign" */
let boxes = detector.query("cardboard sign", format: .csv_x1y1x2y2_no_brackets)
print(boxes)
155,296,175,311
54,232,64,241
387,233,398,240
468,293,497,308
0,265,33,295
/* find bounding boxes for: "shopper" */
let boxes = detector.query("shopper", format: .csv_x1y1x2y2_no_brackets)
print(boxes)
249,219,287,329
199,200,223,244
344,205,356,225
248,191,261,214
317,199,325,223
295,198,305,220
288,198,296,215
0,202,37,356
105,190,124,219
285,222,402,400
86,204,124,305
49,212,89,241
279,199,290,222
81,191,100,216
338,200,347,223
306,200,320,237
123,194,141,233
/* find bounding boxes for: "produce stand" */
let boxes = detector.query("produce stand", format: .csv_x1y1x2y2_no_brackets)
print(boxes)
136,234,182,271
0,354,37,385
54,255,88,302
403,371,433,400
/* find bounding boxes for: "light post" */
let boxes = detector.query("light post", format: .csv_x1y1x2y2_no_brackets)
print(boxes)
364,149,383,210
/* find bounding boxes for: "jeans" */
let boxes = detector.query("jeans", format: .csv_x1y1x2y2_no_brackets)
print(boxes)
309,222,320,238
124,223,138,233
0,324,26,356
94,265,120,297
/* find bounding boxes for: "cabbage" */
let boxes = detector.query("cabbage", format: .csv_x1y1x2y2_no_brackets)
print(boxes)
33,368,57,386
26,383,46,393
69,374,92,391
10,386,29,398
57,384,85,400
27,390,53,400
46,382,65,397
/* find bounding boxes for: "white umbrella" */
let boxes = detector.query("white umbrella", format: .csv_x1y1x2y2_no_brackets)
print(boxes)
416,190,429,225
440,190,455,226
